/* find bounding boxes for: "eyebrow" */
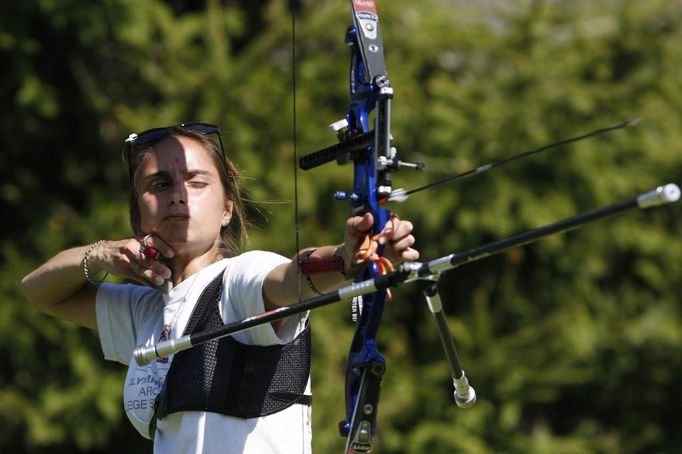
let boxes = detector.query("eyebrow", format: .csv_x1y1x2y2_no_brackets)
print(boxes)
141,169,215,184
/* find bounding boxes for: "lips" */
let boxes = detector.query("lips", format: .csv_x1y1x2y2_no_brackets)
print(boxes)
163,213,190,221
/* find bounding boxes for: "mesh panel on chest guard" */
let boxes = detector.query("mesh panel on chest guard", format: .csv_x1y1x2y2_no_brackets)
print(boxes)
154,270,312,423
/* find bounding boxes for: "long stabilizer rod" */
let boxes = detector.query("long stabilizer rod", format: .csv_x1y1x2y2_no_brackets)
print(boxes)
134,183,679,366
418,183,679,276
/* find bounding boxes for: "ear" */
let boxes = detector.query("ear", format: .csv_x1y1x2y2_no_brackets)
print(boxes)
222,199,234,226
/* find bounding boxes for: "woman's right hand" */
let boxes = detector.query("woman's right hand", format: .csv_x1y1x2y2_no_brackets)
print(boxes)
22,234,175,329
91,235,175,287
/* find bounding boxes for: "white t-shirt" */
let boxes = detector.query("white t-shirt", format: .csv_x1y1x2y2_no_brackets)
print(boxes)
96,250,311,454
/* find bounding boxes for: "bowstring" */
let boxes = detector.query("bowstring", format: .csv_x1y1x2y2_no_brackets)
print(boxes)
291,0,301,302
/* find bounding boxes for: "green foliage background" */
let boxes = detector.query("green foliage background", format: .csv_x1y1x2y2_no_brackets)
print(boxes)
2,0,681,452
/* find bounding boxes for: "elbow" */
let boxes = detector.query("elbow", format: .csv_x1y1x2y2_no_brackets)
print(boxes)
20,272,52,312
20,273,40,309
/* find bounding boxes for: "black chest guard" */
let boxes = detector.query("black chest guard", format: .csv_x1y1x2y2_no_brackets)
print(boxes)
154,270,312,427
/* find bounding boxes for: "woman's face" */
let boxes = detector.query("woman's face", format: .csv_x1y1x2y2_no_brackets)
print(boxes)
136,135,232,255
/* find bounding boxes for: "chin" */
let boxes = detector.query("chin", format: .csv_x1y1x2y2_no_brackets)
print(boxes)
162,225,190,244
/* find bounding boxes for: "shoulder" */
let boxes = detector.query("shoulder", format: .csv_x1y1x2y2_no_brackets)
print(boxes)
98,282,161,305
97,283,164,321
223,251,290,278
231,250,290,264
96,283,164,364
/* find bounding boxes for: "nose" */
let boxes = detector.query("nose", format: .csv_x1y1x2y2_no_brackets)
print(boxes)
169,181,186,205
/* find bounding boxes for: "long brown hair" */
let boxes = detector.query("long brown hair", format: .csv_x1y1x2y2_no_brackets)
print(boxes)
128,126,248,257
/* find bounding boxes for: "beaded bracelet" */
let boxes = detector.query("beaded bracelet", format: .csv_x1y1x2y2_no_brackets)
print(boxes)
83,240,108,284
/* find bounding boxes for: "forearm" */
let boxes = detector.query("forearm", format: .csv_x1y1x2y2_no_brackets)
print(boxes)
264,244,352,308
296,244,351,296
21,244,100,312
264,212,418,309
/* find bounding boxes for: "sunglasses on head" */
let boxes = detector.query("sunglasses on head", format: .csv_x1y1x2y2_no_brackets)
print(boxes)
123,122,226,180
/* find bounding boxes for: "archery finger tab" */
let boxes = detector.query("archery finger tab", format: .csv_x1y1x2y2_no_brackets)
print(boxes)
139,245,160,260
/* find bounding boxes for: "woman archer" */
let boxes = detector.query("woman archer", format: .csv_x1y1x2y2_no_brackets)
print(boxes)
21,123,418,453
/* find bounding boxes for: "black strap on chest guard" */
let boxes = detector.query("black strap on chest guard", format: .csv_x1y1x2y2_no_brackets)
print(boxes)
154,270,312,425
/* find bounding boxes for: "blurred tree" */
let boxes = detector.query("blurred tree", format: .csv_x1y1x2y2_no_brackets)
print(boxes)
1,0,681,453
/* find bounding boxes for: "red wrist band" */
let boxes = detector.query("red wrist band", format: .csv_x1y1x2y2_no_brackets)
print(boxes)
298,249,345,275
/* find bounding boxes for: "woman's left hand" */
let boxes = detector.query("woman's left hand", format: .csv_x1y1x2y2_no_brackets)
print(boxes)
343,212,419,266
